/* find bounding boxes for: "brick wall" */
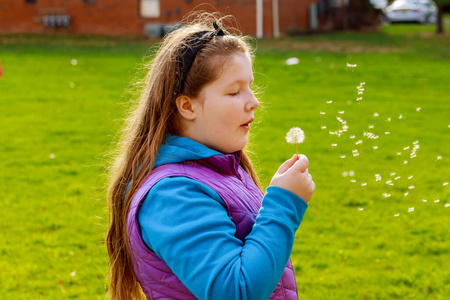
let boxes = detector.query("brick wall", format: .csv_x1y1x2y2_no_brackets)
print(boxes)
0,0,320,36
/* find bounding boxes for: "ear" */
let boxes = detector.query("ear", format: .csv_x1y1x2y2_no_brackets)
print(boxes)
175,95,196,121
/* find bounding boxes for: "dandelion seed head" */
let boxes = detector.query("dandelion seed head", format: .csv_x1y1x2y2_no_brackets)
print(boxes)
349,170,355,177
342,171,349,177
286,127,305,144
71,59,78,65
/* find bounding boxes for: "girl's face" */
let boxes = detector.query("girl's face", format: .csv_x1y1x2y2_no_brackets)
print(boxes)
185,52,259,154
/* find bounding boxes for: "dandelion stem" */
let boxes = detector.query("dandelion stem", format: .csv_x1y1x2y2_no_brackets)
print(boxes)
295,143,298,157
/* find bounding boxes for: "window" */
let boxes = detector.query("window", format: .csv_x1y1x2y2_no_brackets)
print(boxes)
140,0,160,18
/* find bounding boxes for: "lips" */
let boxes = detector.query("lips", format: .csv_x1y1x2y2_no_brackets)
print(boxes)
241,117,254,129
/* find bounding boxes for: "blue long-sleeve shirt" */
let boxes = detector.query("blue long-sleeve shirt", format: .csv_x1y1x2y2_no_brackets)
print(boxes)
138,136,308,299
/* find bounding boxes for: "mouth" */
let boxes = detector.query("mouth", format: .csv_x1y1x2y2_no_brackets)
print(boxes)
240,118,254,130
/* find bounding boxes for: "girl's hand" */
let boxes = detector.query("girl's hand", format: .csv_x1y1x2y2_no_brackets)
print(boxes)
270,154,315,202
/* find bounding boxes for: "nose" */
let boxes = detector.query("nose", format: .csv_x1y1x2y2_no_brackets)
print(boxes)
246,91,259,111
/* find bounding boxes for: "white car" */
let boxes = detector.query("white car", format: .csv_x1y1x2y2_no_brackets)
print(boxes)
385,0,438,23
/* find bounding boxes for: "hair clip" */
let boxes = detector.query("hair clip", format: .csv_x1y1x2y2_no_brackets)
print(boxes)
213,21,225,36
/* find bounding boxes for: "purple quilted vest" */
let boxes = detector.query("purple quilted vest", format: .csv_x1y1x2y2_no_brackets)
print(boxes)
127,152,298,299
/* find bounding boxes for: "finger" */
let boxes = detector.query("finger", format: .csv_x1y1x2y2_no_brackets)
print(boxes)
276,154,298,174
292,155,309,173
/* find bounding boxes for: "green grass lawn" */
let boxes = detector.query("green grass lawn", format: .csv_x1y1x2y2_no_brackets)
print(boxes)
1,20,449,299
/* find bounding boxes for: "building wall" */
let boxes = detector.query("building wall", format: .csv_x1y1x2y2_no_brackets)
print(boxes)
0,0,320,37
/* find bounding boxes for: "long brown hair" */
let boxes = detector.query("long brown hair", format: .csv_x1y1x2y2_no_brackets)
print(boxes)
106,12,262,299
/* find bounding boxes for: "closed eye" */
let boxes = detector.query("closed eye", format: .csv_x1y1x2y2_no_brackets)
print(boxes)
229,91,239,96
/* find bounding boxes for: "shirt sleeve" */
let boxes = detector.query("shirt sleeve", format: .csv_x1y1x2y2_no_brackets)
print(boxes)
138,177,308,300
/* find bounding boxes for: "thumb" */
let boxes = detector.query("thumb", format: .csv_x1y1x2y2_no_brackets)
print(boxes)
276,154,298,175
292,155,309,173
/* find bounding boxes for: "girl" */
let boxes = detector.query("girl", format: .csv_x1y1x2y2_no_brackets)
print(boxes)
106,13,315,300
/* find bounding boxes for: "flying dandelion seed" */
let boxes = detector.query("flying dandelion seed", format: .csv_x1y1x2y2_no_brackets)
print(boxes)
340,155,346,158
385,132,390,135
437,156,442,160
404,192,409,196
286,127,305,156
338,111,345,114
408,207,414,213
70,271,76,277
69,82,75,88
368,125,374,129
404,146,410,150
375,174,382,181
349,170,355,177
321,126,327,130
404,160,408,165
396,152,402,156
435,199,440,203
364,132,379,139
350,135,355,139
356,97,363,101
386,180,394,186
423,199,427,202
346,63,357,71
355,140,363,145
444,182,449,187
383,193,391,198
352,150,359,157
343,171,349,177
399,115,403,119
49,154,56,159
394,214,400,217
408,175,413,179
350,179,356,183
320,111,326,115
416,107,421,112
386,118,391,122
332,143,338,147
390,172,396,176
445,203,450,208
358,91,363,95
361,183,367,186
408,185,415,190
358,208,364,211
71,59,78,65
373,146,378,150
374,113,379,117
327,100,333,104
395,176,401,180
285,57,299,65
